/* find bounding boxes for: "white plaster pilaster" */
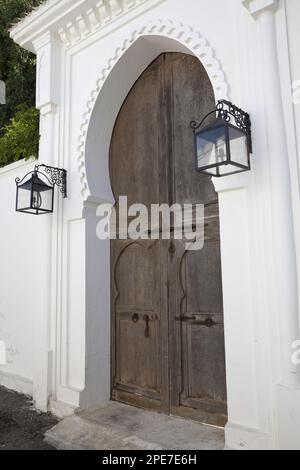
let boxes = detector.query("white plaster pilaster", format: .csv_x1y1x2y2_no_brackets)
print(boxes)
211,1,300,450
252,0,299,387
34,32,61,113
241,0,300,449
31,32,62,412
213,172,274,449
33,32,61,168
242,0,299,388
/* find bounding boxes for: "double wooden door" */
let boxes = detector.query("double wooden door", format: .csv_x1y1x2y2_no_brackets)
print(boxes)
110,53,227,426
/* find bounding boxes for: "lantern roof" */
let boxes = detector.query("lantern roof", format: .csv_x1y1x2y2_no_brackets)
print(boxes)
18,172,53,191
198,117,226,133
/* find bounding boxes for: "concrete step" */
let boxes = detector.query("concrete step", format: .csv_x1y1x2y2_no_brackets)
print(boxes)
45,401,225,450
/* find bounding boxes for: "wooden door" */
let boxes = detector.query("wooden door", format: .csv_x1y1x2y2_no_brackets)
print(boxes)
110,53,227,425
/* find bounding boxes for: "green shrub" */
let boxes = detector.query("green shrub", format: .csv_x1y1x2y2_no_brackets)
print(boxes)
0,105,39,166
0,0,45,167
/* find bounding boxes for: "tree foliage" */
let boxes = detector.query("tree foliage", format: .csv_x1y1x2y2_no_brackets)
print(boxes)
0,0,44,166
0,105,40,166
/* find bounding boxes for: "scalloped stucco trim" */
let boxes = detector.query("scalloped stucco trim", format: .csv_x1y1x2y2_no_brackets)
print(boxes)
77,18,230,198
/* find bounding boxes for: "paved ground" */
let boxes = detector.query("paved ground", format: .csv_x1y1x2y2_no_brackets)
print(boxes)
46,401,225,450
0,386,58,450
0,386,225,450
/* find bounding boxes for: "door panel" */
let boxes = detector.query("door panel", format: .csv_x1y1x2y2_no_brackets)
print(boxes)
110,56,163,208
113,240,161,397
110,52,227,424
110,55,169,412
170,53,217,205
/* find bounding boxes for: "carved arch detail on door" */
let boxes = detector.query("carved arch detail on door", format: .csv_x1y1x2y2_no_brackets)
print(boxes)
112,240,160,309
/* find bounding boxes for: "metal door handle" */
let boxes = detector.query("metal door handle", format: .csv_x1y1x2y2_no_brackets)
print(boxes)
176,315,196,321
143,315,150,338
176,316,215,327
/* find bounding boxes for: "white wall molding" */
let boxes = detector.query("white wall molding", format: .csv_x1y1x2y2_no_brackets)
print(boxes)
57,0,164,49
78,18,230,198
33,31,62,111
242,0,279,18
39,102,58,116
276,1,300,339
10,0,166,52
32,29,56,50
26,26,64,414
254,0,300,389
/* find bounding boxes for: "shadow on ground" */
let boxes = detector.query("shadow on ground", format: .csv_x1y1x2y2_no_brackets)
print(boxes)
0,386,58,450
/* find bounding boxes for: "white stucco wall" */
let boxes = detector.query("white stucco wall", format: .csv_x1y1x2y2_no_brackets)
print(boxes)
0,160,43,394
0,0,298,450
0,157,86,406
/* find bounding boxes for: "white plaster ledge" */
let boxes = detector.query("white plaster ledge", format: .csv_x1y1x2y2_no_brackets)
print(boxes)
242,0,278,18
84,195,115,208
39,102,58,116
212,173,253,194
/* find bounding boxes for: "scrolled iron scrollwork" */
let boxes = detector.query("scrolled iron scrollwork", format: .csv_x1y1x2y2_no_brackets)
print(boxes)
190,99,252,153
35,164,67,198
217,100,251,137
190,120,199,131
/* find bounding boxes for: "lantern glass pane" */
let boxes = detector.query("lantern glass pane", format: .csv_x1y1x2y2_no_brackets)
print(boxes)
228,126,248,167
196,126,227,170
217,163,246,176
16,186,32,211
35,187,53,212
31,177,54,213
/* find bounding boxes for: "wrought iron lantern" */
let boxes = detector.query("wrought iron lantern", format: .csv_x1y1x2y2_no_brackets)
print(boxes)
15,164,67,215
191,99,252,177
